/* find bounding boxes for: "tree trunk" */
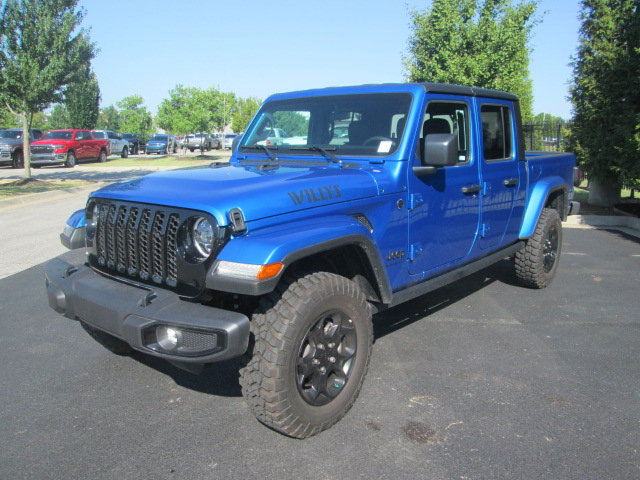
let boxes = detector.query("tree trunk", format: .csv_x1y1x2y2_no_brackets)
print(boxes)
588,179,621,207
21,112,32,180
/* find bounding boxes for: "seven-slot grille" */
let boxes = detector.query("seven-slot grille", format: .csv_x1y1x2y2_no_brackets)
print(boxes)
93,201,182,287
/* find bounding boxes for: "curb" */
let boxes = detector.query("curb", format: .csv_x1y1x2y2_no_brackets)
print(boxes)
0,183,104,211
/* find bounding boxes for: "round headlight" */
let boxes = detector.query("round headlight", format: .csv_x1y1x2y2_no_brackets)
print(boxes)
192,217,214,258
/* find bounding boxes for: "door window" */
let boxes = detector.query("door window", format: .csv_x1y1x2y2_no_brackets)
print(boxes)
481,105,512,161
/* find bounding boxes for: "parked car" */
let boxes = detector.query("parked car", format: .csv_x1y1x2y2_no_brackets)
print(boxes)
222,133,238,149
185,133,216,151
0,128,44,168
121,133,144,155
92,130,129,158
145,134,176,155
30,129,109,167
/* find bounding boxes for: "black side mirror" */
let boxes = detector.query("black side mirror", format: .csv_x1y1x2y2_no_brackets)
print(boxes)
413,133,459,177
423,133,458,167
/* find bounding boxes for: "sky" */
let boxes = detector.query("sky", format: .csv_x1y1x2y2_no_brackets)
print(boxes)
82,0,581,121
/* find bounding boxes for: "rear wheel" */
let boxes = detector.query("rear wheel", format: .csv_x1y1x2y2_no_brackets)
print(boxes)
515,208,562,288
240,272,373,438
121,146,129,158
64,151,76,168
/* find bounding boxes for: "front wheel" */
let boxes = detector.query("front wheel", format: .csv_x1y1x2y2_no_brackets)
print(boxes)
99,149,107,163
515,208,562,288
65,151,76,168
240,272,373,438
12,150,24,168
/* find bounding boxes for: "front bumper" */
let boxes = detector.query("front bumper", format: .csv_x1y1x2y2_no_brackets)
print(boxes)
45,257,250,364
31,153,67,164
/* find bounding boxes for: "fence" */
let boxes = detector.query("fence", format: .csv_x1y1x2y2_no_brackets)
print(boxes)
522,120,571,152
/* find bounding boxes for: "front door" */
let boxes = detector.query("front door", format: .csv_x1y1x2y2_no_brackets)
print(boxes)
407,97,481,275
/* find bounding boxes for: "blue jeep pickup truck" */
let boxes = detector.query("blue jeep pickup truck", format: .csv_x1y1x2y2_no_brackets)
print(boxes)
45,83,579,438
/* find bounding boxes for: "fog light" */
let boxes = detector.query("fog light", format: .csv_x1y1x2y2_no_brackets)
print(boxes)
157,325,183,351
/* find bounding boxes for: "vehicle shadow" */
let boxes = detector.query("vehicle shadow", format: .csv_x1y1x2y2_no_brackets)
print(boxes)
127,259,519,398
372,259,517,339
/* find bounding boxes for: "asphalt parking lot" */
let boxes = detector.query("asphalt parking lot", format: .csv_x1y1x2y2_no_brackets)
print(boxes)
0,181,638,480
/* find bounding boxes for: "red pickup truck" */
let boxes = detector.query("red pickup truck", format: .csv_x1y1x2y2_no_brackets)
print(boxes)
30,129,110,167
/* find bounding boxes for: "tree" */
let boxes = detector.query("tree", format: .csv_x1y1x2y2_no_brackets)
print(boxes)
66,64,101,129
46,104,71,130
405,0,540,121
0,106,17,127
96,105,121,131
156,85,234,136
232,96,262,133
116,95,153,137
0,0,96,179
569,0,640,205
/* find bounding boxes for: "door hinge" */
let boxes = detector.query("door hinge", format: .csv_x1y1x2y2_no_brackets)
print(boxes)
478,224,489,238
409,243,423,261
409,193,424,211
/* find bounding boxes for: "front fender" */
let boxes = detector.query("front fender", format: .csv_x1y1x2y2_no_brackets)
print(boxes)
61,209,86,250
519,177,567,239
206,215,390,298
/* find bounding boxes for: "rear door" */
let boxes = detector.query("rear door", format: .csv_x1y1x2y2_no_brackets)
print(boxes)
476,101,526,249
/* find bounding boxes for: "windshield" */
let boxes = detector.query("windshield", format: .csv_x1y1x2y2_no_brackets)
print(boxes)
121,133,134,139
0,130,21,139
149,134,168,141
240,93,412,157
43,131,73,140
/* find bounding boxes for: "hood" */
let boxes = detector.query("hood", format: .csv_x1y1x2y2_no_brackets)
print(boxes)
91,162,381,226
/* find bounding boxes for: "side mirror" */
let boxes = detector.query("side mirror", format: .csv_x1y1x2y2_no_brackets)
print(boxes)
422,133,458,167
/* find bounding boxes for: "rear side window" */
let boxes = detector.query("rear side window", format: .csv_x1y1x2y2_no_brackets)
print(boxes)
481,105,512,161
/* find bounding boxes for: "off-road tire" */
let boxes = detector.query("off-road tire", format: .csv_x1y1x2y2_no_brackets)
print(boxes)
515,208,562,288
80,321,133,355
240,272,373,438
64,151,76,168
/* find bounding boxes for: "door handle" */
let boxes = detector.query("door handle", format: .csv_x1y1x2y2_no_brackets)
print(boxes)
462,184,482,194
503,178,519,187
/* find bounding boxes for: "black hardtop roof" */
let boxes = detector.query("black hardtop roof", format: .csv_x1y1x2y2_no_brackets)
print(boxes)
417,83,519,102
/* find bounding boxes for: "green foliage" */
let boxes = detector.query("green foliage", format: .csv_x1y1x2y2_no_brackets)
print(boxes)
117,95,153,137
0,0,96,177
66,65,101,129
156,85,235,134
46,104,70,129
569,0,640,188
232,97,262,133
96,105,121,131
405,0,540,122
274,111,308,136
0,106,18,127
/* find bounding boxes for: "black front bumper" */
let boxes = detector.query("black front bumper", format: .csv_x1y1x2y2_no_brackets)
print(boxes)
45,257,250,364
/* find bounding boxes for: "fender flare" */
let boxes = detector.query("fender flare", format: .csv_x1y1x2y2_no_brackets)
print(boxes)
206,215,392,300
519,177,568,238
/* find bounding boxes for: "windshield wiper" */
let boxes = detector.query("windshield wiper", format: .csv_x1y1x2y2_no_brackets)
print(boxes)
242,144,278,162
290,146,342,165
